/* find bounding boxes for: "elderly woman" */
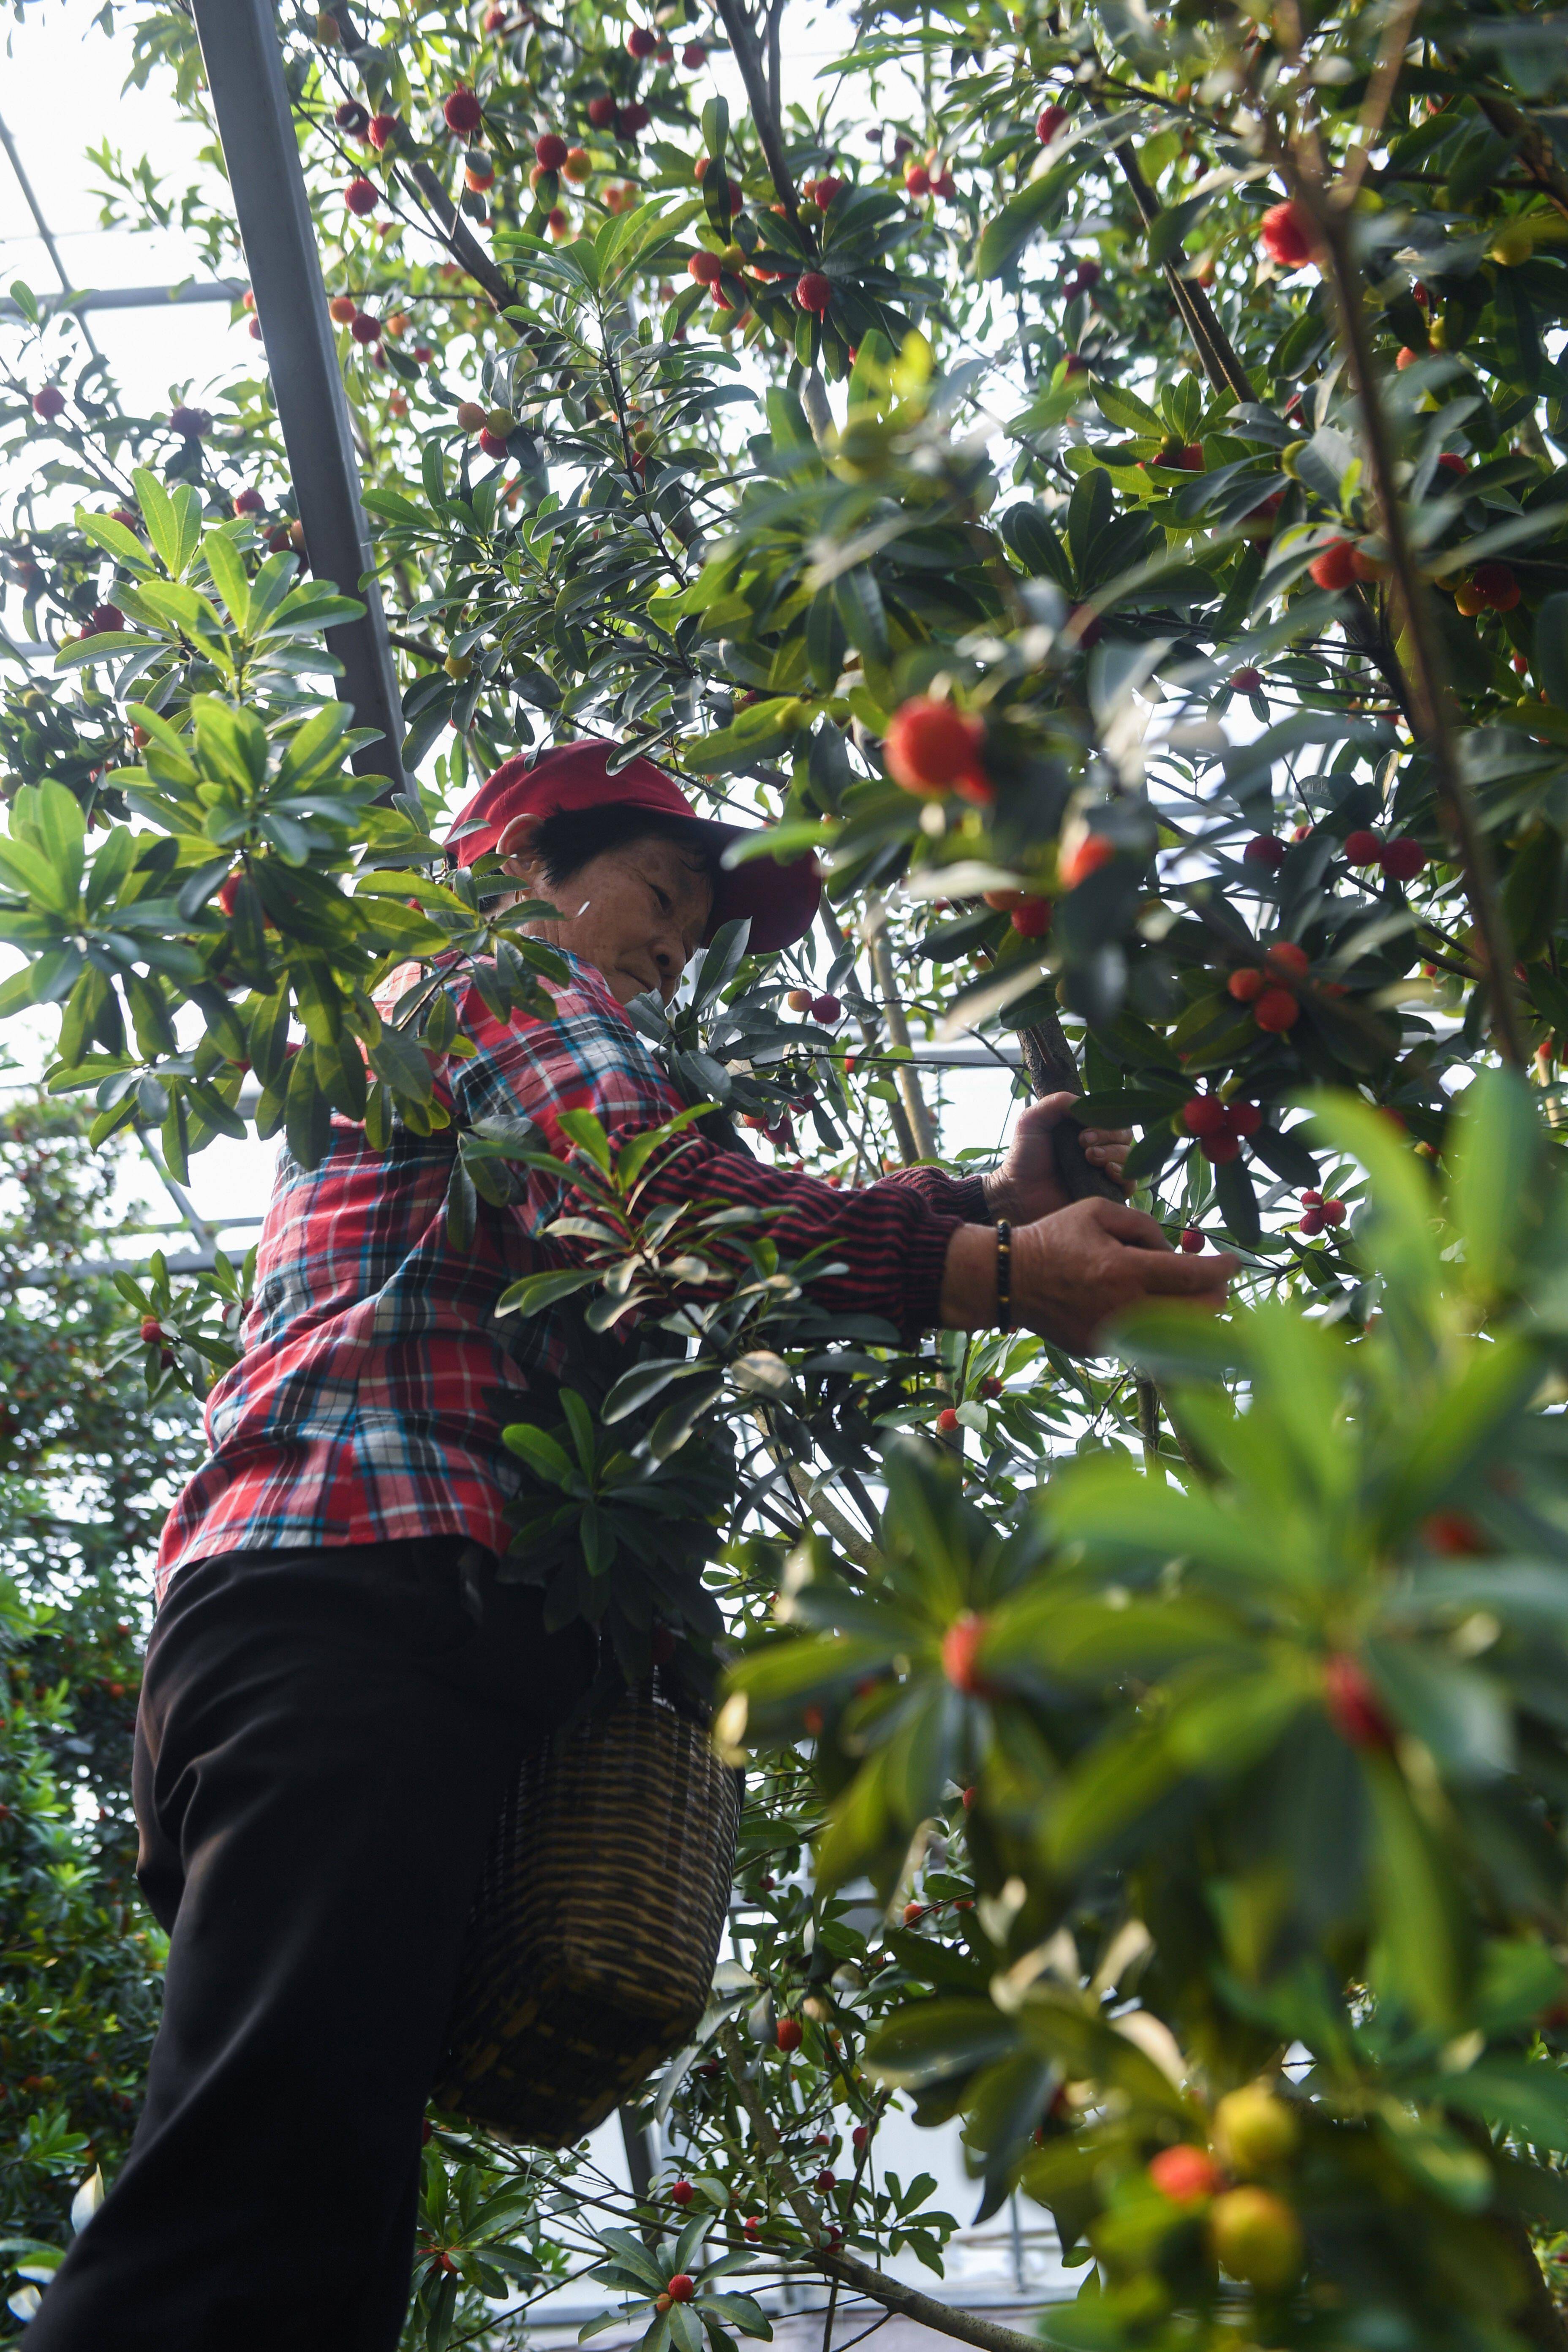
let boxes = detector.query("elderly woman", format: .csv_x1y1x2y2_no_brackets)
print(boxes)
27,741,1231,2352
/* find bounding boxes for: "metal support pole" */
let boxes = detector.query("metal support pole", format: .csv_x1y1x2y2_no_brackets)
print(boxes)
187,0,406,793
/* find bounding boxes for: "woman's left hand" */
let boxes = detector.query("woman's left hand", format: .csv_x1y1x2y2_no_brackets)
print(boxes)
982,1092,1133,1224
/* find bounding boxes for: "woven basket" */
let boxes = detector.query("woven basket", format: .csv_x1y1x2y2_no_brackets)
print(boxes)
433,1682,742,2145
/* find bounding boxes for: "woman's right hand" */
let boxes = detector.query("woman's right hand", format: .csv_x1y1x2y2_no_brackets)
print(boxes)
939,1198,1236,1353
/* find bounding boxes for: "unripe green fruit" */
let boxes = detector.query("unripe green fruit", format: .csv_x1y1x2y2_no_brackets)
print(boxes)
1281,439,1307,478
1214,2083,1299,2174
485,406,517,438
1209,2186,1302,2291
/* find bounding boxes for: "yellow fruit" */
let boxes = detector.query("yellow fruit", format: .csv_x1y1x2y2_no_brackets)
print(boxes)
485,406,516,438
1214,2083,1300,2174
1210,2186,1302,2291
444,651,474,679
1489,220,1534,267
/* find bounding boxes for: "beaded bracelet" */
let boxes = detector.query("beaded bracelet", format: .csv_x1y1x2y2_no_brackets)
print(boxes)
995,1219,1013,1332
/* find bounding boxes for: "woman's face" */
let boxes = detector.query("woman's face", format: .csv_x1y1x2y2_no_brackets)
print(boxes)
496,817,714,1006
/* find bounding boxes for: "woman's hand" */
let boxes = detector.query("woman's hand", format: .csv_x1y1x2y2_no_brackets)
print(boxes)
939,1199,1236,1353
982,1092,1132,1224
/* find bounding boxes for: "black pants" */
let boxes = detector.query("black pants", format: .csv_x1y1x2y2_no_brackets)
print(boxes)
25,1537,594,2352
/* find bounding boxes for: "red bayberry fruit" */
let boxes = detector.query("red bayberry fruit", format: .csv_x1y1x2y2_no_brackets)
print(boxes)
335,98,369,133
815,2170,836,2193
1323,1652,1394,1750
1201,1133,1241,1164
1260,199,1315,270
88,603,124,634
670,2178,694,2207
1036,103,1067,143
743,2215,761,2238
350,312,380,343
1179,1228,1205,1252
936,1407,960,1435
904,163,931,196
1472,561,1520,610
1228,968,1266,1003
479,427,510,457
814,174,844,207
811,993,841,1022
587,93,616,127
1309,540,1359,592
667,2274,696,2303
1253,987,1300,1032
688,250,723,285
932,167,956,198
1230,667,1263,693
1320,1198,1346,1226
942,1611,992,1696
1379,837,1426,882
368,112,399,149
1264,941,1309,979
32,387,65,420
444,88,482,133
795,270,832,314
1227,1100,1262,1138
683,40,706,64
616,101,651,135
535,132,569,169
1059,833,1115,887
328,294,357,324
139,1318,164,1345
1423,1511,1487,1554
1343,828,1383,865
1149,2145,1222,2203
169,405,210,438
884,698,985,795
345,177,378,215
1010,898,1052,937
1243,834,1286,869
627,24,657,53
1181,1094,1229,1138
776,2018,803,2052
852,2125,869,2153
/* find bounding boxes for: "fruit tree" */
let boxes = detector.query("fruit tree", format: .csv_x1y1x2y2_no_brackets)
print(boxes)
5,0,1568,2346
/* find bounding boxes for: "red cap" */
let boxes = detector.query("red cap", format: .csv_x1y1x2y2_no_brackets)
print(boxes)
445,740,820,953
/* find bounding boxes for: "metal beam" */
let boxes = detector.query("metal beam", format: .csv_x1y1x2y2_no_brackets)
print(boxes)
186,0,406,794
0,280,248,321
0,109,103,362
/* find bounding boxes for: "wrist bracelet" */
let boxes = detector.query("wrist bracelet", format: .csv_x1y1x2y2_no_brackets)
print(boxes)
995,1219,1013,1332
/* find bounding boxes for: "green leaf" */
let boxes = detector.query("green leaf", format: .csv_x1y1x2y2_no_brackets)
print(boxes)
202,528,252,632
501,1423,577,1485
496,1266,599,1318
1448,1064,1543,1301
1089,377,1164,437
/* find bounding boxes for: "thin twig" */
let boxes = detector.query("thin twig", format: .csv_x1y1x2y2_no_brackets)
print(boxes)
720,2025,1046,2352
1281,158,1524,1064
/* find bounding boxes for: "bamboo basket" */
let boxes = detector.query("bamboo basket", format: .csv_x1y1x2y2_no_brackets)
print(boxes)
433,1682,742,2144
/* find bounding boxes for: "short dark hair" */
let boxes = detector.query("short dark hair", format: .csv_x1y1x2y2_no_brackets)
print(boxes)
529,803,722,893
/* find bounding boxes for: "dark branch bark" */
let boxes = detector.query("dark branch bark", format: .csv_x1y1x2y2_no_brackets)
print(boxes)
1290,175,1525,1065
710,0,809,240
1108,140,1255,405
399,158,522,314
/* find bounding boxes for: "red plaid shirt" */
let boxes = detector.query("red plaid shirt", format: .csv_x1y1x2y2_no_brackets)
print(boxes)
156,952,986,1600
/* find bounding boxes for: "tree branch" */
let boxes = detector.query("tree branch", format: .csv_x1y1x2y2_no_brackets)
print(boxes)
721,2025,1045,2352
1108,139,1255,405
709,0,809,240
868,919,939,1160
1284,162,1525,1065
398,158,522,314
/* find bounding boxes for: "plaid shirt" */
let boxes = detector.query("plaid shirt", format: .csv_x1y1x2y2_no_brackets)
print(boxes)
156,951,987,1600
